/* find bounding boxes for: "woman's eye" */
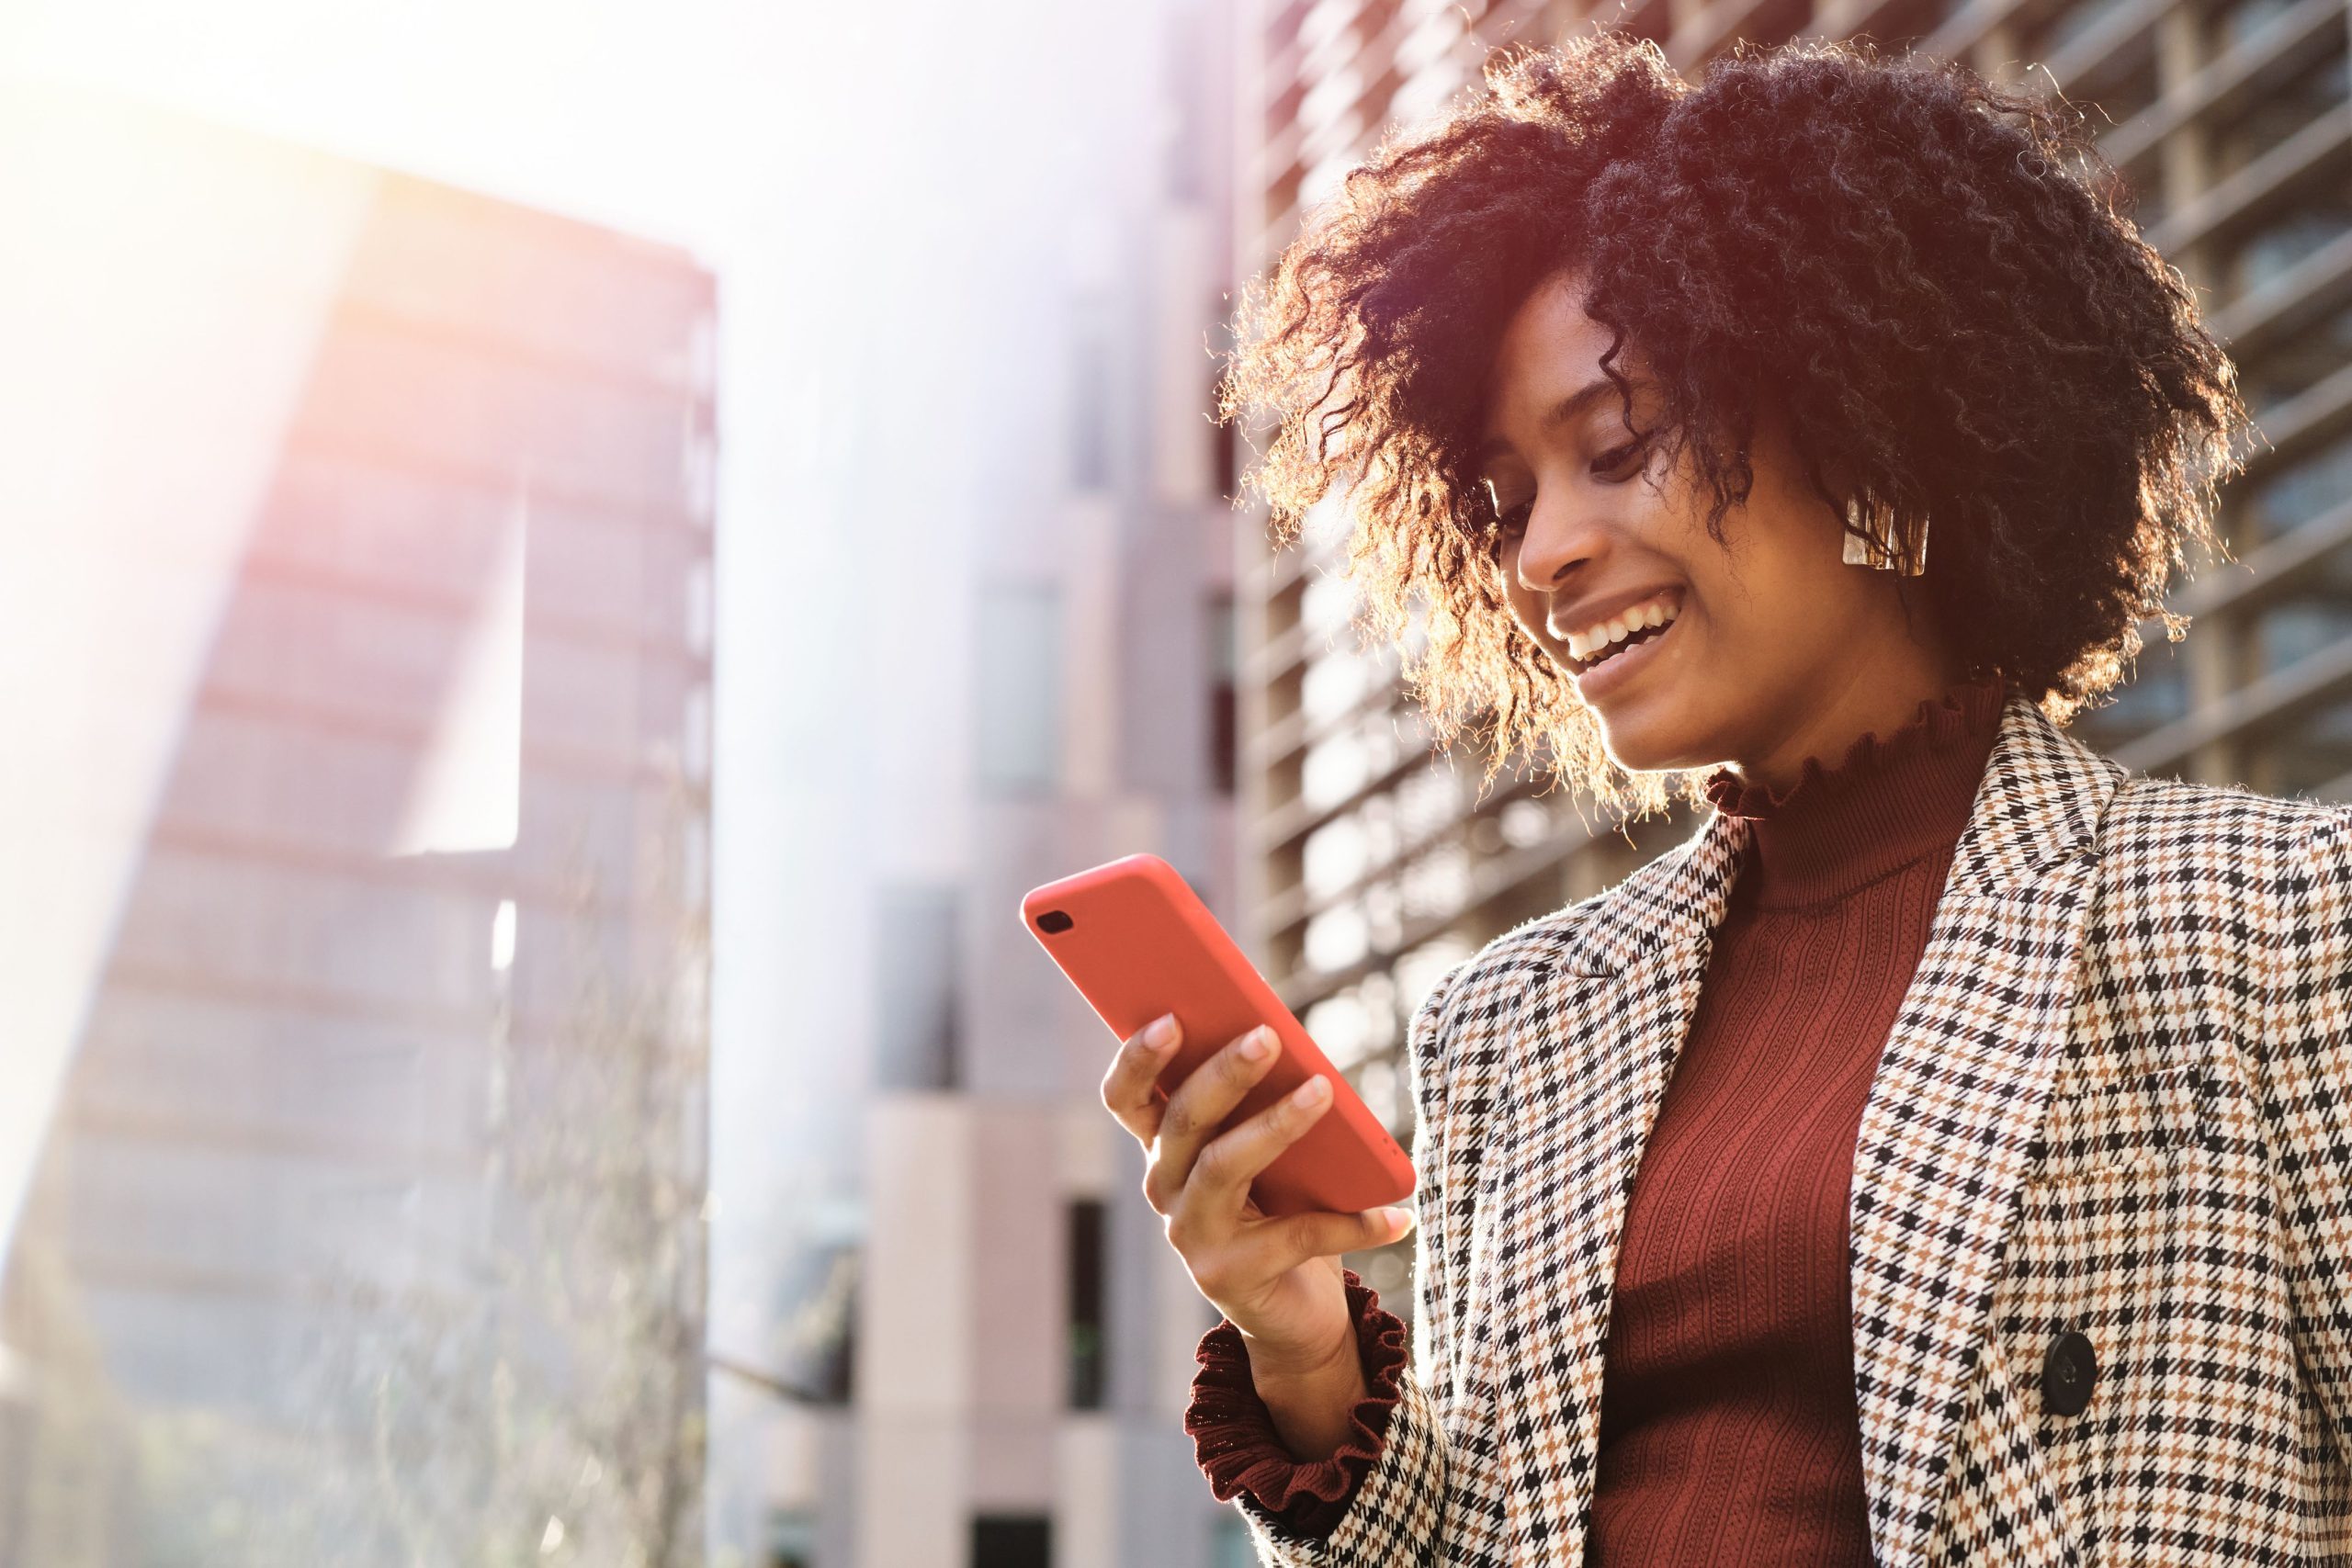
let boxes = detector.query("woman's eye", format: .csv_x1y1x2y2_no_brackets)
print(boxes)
1494,498,1532,536
1593,441,1647,480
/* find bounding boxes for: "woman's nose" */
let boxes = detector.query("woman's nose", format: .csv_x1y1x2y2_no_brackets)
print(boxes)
1514,498,1601,593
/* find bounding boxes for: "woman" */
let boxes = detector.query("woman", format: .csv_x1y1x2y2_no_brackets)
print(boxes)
1095,29,2352,1567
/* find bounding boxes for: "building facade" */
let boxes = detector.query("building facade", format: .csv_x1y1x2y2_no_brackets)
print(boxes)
747,3,1272,1565
0,86,716,1567
1229,0,2352,1346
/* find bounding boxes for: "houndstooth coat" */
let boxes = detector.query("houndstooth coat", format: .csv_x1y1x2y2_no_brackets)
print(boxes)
1233,690,2352,1566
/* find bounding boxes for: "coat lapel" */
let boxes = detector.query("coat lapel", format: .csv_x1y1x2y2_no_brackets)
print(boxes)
1845,694,2123,1567
1473,692,2125,1565
1470,775,1744,1560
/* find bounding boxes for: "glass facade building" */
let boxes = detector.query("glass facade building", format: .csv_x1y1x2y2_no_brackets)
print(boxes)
0,85,716,1565
747,4,1271,1564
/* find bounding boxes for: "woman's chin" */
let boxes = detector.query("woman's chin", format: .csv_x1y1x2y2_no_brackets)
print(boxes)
1589,704,1720,778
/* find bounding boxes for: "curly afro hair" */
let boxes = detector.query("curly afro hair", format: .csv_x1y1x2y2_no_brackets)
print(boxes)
1217,28,2250,819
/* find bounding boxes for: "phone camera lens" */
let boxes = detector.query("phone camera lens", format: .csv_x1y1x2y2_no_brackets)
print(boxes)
1035,909,1074,934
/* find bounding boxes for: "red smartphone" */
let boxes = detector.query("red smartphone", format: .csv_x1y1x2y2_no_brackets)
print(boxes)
1020,852,1416,1218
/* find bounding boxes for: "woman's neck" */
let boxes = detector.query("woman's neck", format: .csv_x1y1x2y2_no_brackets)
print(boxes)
1703,675,2009,908
1722,657,1975,799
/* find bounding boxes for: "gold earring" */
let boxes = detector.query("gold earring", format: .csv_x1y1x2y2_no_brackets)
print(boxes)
1841,491,1928,575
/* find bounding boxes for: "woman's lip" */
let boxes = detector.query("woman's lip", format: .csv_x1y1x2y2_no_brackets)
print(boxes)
1551,586,1686,649
1568,611,1677,694
1566,610,1672,671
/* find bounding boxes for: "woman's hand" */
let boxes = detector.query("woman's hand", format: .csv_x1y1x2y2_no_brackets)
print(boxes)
1100,1012,1413,1454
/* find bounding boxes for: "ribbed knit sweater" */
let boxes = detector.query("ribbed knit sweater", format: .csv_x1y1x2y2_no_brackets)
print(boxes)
1185,675,2011,1560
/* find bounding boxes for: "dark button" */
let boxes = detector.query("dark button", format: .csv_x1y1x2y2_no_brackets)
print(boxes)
2041,1330,2098,1416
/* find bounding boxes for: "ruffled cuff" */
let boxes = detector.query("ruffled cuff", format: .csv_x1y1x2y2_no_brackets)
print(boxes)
1183,1267,1409,1540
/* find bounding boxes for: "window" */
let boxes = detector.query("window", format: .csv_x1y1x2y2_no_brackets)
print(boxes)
1207,591,1237,795
2253,433,2352,536
1162,4,1206,202
1071,312,1112,491
972,1515,1052,1568
771,1511,817,1568
977,584,1063,793
874,883,960,1091
1068,1197,1106,1409
769,1237,858,1406
1208,305,1238,502
684,681,712,785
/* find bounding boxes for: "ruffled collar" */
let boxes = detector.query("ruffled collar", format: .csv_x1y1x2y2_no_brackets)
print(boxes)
1702,675,2009,910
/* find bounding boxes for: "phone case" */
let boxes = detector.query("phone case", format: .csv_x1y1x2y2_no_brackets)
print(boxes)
1019,852,1417,1217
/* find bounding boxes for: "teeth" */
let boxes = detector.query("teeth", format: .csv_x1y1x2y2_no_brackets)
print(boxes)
1567,597,1679,661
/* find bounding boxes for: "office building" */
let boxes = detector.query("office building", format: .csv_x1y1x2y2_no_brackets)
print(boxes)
0,85,716,1566
747,3,1269,1565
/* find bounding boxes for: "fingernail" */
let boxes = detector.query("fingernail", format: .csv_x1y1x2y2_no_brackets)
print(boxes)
1145,1014,1178,1050
1380,1206,1415,1234
1291,1075,1329,1106
1238,1027,1272,1061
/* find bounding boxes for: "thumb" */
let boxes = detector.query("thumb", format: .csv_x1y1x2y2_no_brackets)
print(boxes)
1273,1205,1414,1271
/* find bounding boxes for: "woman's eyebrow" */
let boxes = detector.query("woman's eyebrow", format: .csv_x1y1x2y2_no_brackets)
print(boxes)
1474,375,1620,462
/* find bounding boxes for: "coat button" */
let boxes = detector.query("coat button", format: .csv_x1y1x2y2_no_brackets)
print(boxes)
2041,1330,2098,1417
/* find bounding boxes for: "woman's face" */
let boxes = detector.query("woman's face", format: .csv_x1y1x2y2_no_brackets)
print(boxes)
1476,269,1963,790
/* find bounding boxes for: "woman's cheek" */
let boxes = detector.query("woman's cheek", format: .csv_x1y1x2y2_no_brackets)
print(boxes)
1505,588,1548,652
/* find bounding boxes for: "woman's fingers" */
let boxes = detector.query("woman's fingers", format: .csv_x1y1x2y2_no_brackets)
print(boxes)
1100,1012,1184,1146
1263,1204,1416,1276
1182,1071,1334,1218
1144,1025,1282,1213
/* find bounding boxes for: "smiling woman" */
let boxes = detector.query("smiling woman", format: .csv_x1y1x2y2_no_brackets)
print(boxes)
1215,29,2248,819
1146,26,2352,1568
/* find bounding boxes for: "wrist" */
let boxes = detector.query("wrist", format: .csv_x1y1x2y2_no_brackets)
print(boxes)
1243,1325,1361,1391
1246,1331,1371,1464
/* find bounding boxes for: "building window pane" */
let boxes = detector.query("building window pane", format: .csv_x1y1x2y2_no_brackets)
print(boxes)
1068,1197,1106,1409
1071,315,1112,491
977,584,1062,792
1208,590,1237,795
973,1514,1052,1568
874,883,959,1091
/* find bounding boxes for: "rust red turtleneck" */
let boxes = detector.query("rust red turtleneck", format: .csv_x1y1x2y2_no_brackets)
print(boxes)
1184,675,2012,1560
